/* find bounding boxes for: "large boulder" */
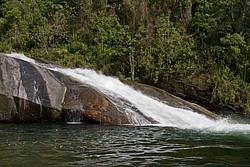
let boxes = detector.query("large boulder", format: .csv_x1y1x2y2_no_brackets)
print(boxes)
0,54,129,124
0,54,217,124
51,71,129,124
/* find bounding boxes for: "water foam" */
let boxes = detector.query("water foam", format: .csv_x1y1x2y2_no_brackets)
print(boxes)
6,52,36,64
5,53,250,133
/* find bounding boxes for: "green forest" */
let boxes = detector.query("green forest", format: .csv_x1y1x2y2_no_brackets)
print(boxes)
1,0,250,114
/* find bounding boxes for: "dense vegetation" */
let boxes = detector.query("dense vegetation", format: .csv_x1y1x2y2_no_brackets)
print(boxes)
1,0,250,114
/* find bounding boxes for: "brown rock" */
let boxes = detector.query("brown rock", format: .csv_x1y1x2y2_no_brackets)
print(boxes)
0,53,218,124
51,71,129,124
0,54,128,124
123,80,219,119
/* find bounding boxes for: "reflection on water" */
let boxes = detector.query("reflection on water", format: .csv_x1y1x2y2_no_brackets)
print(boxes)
0,124,250,166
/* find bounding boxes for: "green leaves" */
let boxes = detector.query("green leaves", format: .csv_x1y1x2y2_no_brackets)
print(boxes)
146,15,196,82
209,67,250,112
220,33,249,78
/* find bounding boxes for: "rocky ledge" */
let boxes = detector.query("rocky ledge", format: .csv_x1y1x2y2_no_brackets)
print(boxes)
0,54,217,124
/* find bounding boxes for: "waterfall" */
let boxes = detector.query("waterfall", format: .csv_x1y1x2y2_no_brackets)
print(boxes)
6,53,250,132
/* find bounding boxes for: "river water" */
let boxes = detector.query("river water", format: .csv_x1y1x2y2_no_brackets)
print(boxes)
1,123,250,166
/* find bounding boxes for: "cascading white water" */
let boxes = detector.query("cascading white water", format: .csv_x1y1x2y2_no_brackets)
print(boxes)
6,53,250,132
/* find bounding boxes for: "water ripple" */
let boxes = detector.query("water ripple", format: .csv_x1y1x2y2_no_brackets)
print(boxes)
0,124,250,166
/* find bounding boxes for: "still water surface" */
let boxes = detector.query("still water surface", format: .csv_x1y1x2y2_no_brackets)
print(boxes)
0,124,250,167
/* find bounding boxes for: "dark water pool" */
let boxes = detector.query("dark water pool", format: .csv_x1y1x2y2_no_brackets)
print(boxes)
0,124,250,166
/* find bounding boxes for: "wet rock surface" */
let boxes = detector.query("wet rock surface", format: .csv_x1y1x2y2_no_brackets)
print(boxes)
0,54,128,124
0,54,217,124
123,80,218,119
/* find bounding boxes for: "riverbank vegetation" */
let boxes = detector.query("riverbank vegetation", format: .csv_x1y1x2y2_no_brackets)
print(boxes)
1,0,250,114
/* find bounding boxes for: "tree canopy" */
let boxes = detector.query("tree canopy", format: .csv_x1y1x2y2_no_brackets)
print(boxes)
1,0,250,114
